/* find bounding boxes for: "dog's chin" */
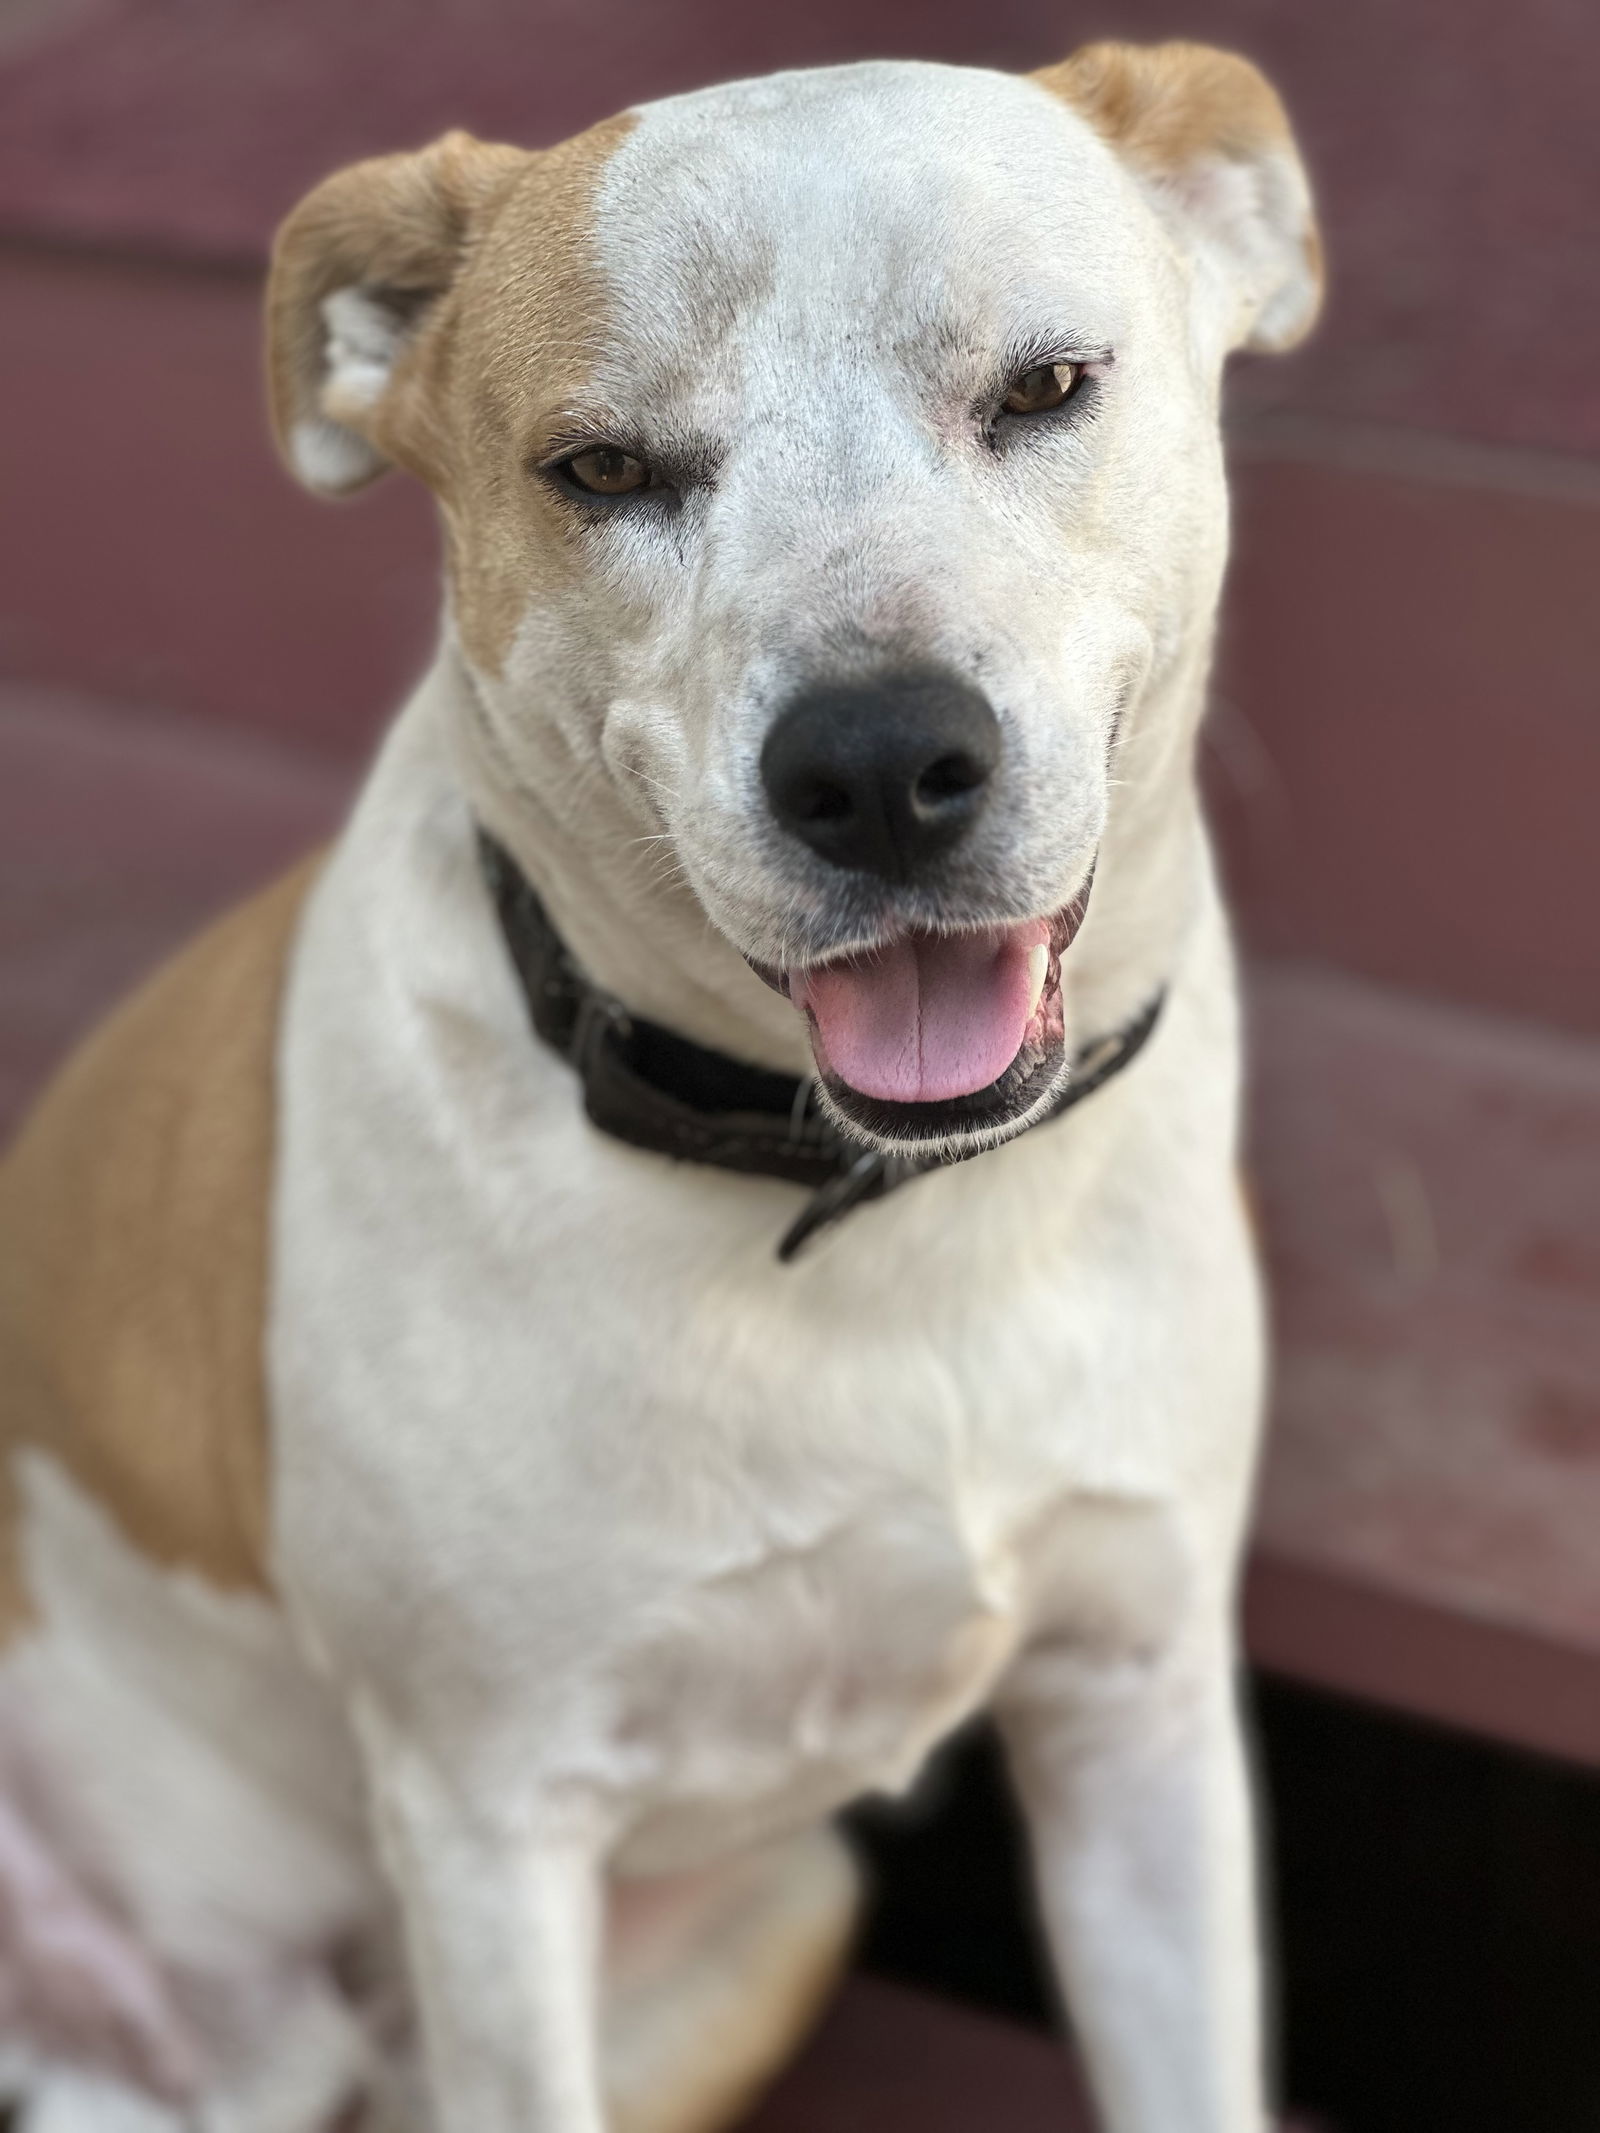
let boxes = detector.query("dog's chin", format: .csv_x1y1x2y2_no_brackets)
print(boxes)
745,886,1091,1159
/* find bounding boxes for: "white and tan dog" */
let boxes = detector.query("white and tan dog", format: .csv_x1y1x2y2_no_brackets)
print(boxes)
0,40,1320,2133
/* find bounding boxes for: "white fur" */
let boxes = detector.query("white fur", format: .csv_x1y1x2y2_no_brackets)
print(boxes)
289,288,413,490
1144,145,1321,357
268,682,1265,2133
0,1458,384,2128
3,57,1281,2133
289,415,382,496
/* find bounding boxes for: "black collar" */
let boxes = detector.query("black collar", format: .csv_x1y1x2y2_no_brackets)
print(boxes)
478,831,1165,1262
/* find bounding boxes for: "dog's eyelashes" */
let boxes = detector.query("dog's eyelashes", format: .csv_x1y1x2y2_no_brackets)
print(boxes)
559,446,653,496
1001,362,1081,416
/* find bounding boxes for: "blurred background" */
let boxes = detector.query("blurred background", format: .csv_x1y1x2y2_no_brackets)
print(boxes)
0,3,1596,2129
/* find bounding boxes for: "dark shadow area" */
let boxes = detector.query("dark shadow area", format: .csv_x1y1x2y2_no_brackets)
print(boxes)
848,1679,1600,2133
1257,1676,1600,2133
848,1722,1056,2032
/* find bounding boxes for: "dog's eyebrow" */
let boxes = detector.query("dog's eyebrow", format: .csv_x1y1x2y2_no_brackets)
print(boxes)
997,334,1116,377
900,319,1116,383
534,413,725,489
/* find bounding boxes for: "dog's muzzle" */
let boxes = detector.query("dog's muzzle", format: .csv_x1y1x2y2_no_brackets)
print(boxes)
755,666,1103,1146
746,878,1093,1151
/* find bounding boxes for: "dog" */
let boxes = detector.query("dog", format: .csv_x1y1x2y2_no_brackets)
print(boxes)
0,38,1320,2133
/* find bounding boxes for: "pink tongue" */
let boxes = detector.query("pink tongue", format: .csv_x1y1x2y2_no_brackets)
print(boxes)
793,925,1045,1104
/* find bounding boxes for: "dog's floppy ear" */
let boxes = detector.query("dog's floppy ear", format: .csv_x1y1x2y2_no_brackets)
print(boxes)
1037,41,1322,354
267,130,527,495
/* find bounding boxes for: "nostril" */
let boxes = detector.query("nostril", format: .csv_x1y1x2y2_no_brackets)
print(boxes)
914,751,988,808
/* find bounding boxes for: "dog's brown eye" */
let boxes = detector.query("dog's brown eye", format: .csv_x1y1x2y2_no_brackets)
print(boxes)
1002,362,1080,415
562,446,651,495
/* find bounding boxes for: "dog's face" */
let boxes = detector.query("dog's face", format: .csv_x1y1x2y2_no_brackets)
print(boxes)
271,45,1318,1152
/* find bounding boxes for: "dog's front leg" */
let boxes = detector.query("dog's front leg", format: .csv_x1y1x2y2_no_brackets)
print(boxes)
364,1730,610,2133
997,1617,1266,2133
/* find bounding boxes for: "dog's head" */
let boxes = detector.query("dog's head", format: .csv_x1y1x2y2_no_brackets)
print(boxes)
269,45,1318,1154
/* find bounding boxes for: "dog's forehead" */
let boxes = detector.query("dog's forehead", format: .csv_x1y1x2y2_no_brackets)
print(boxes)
586,63,1144,375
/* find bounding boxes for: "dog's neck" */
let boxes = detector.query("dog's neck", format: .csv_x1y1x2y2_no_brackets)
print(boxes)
431,642,1215,1078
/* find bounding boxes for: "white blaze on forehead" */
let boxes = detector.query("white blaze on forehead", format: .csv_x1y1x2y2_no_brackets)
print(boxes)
564,58,1183,716
589,62,1155,416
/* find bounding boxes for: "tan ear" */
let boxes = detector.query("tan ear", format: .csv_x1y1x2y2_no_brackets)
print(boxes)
266,130,527,495
1037,41,1323,355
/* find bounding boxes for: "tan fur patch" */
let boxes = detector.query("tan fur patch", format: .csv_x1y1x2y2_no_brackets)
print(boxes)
268,113,637,676
608,1830,858,2133
1038,41,1295,170
0,861,320,1636
266,130,528,494
434,112,637,676
1037,40,1323,336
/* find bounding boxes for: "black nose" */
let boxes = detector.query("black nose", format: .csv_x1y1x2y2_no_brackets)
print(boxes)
760,670,1001,882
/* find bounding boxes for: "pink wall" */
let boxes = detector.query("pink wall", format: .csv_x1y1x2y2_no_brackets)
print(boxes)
1,0,1593,454
0,0,1594,1029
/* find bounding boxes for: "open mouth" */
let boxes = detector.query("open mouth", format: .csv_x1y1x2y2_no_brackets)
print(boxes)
750,879,1093,1150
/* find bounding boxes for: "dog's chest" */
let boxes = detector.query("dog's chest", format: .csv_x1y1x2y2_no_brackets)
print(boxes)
594,1457,1035,1869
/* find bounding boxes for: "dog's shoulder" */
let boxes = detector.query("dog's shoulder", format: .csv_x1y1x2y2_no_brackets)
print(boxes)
0,856,322,1631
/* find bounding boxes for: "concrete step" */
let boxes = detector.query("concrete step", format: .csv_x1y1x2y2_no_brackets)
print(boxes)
1246,965,1600,1766
4,683,1600,1780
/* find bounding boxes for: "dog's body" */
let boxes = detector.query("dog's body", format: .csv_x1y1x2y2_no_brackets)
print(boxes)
0,46,1318,2133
